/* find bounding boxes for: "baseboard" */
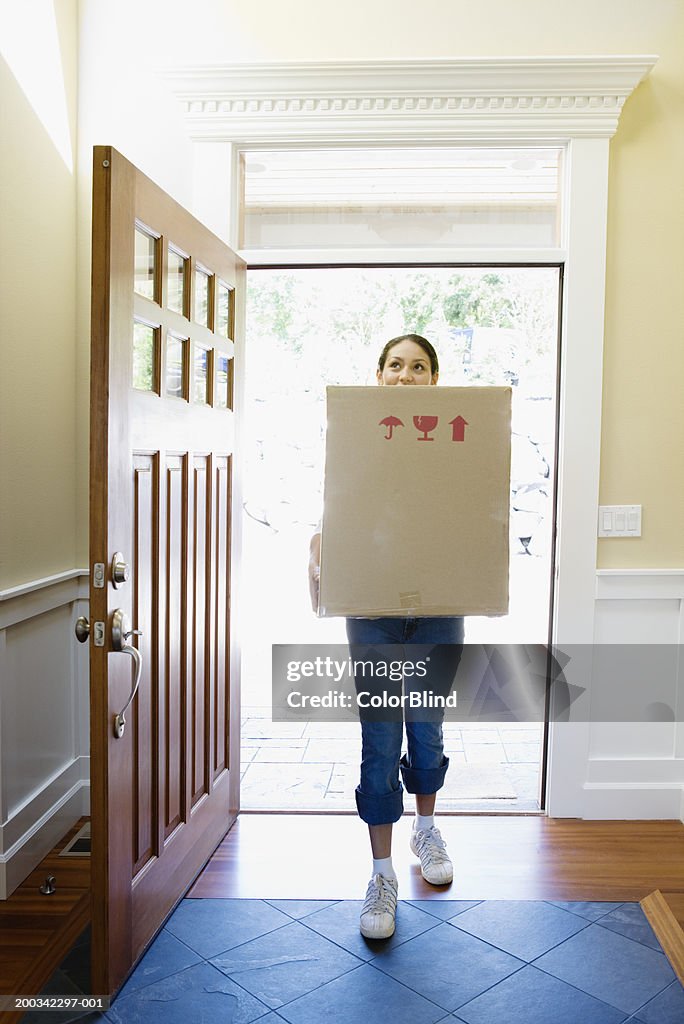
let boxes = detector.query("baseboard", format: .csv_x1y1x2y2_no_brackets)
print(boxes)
0,776,90,899
581,782,684,820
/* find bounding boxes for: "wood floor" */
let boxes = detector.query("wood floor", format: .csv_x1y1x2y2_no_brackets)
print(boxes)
0,818,90,1004
190,813,684,902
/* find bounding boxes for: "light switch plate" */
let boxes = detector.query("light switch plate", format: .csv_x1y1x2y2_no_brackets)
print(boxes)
598,504,642,537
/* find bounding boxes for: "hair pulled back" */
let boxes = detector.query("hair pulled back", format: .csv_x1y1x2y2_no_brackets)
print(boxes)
377,334,439,376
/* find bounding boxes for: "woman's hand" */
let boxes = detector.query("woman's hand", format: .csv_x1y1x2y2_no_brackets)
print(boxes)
308,532,321,613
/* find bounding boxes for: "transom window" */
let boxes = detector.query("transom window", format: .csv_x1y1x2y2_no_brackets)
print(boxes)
241,146,563,250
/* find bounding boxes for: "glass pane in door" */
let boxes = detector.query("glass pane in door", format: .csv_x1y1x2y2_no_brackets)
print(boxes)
215,354,230,409
166,334,186,399
194,268,212,328
134,228,158,301
168,248,187,315
132,321,157,391
217,281,233,338
193,346,209,404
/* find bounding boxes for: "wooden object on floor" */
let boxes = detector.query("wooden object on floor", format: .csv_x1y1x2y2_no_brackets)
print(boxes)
641,890,684,986
0,818,90,1023
190,813,684,902
662,892,684,931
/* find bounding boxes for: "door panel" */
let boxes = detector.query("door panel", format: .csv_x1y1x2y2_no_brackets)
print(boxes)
214,455,232,777
132,452,156,876
190,455,210,809
89,147,243,996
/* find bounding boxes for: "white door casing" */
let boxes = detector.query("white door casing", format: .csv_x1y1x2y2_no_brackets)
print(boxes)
163,57,657,817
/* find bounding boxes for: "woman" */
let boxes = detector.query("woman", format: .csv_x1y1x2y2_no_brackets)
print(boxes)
309,334,464,939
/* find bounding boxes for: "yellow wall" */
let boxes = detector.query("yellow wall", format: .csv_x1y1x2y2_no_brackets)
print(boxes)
0,0,79,589
1,1,681,589
601,5,684,566
77,0,683,63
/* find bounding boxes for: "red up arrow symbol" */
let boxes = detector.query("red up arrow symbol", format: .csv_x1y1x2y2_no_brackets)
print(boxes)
379,415,404,440
449,416,468,442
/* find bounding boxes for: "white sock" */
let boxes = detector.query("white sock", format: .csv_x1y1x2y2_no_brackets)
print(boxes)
372,856,396,879
415,814,435,831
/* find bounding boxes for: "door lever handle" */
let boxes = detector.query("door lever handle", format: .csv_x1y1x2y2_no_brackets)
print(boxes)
111,609,144,739
113,644,142,739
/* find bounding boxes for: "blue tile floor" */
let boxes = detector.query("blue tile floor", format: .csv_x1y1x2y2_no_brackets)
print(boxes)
23,899,684,1024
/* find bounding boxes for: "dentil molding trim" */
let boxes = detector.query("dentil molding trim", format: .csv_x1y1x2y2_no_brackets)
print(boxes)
163,56,657,142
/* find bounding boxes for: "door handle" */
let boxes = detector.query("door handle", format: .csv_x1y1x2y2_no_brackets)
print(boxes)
111,609,144,739
75,616,90,643
75,616,106,646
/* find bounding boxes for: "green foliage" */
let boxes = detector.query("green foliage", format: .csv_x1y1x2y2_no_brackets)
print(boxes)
132,324,155,391
442,273,515,330
246,267,558,390
247,274,300,350
244,267,559,529
395,274,444,335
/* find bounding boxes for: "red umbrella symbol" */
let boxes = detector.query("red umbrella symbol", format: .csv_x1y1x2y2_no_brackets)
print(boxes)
379,415,404,440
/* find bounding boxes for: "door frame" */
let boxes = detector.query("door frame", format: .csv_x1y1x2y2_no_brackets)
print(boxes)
163,56,655,818
243,257,564,813
234,140,600,820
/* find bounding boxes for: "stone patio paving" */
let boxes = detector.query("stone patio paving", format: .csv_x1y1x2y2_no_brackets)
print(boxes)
241,709,543,812
238,513,550,814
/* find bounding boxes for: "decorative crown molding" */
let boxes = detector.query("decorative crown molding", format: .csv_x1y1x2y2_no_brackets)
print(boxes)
162,56,657,142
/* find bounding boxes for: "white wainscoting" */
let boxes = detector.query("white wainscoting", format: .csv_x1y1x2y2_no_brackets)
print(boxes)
584,569,684,820
0,571,90,898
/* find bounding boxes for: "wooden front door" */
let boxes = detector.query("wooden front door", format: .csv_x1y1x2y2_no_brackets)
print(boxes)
89,147,243,996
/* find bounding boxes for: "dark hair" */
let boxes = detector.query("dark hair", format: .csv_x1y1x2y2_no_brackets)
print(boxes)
377,334,439,376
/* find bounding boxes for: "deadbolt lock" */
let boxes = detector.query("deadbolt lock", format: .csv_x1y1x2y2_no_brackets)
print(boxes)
111,552,129,588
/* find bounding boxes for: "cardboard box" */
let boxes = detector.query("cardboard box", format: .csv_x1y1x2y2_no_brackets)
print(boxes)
318,385,511,617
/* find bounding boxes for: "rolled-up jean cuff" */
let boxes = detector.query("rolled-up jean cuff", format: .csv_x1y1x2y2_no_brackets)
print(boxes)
355,784,404,825
399,754,450,795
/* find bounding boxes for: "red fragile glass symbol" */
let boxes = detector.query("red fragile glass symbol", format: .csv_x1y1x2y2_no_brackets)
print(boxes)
413,415,438,441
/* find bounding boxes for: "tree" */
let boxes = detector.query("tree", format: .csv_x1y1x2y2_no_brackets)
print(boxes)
442,272,515,329
394,273,444,335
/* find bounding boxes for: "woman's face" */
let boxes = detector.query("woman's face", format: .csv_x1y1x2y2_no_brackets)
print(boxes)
377,339,438,386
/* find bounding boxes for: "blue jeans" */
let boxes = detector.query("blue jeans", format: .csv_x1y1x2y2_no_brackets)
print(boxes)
345,616,465,826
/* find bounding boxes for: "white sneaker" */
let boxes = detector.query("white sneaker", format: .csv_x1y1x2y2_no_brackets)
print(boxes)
359,873,398,939
410,825,453,885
